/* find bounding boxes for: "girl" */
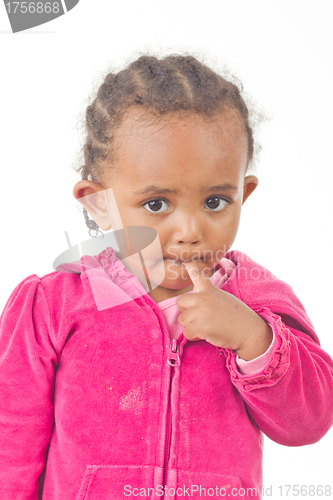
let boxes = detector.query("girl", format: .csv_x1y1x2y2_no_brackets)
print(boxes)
0,54,333,500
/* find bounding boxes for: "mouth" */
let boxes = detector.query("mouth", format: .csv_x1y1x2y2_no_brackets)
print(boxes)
164,257,206,265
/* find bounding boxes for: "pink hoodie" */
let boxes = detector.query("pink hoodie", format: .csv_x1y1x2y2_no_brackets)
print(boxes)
0,248,332,500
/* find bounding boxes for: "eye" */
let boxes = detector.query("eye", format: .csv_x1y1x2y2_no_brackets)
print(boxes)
205,196,229,211
142,196,230,215
143,199,168,214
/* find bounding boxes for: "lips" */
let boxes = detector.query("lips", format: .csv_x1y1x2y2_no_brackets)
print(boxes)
164,257,205,263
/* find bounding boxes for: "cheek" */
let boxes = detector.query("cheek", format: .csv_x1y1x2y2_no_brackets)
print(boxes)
212,207,242,248
229,207,242,234
219,205,241,233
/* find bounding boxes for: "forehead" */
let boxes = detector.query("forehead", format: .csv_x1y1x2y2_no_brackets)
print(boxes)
109,107,248,186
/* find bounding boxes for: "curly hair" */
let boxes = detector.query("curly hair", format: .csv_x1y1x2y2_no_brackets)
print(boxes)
74,53,262,237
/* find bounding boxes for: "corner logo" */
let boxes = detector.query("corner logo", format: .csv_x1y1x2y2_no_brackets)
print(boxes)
3,0,80,33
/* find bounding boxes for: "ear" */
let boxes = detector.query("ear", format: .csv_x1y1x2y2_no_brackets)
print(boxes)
242,175,258,204
72,180,112,231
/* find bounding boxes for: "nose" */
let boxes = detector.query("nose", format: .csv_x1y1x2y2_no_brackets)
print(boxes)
174,212,203,245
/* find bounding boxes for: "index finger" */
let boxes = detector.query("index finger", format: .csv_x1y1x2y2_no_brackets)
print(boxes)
182,261,213,293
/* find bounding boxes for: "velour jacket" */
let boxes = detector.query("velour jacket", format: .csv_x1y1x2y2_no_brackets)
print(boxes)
0,248,333,500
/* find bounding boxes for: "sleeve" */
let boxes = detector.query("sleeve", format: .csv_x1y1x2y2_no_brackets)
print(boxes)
0,275,59,500
235,324,277,375
221,306,333,446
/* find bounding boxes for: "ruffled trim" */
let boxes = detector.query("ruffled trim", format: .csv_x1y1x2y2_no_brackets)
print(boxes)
95,247,124,278
217,307,291,392
58,247,149,311
96,247,150,301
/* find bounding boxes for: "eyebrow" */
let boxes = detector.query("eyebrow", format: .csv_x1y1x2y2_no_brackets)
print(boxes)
133,184,239,196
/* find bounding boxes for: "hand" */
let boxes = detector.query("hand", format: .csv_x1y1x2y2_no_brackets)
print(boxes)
176,261,273,361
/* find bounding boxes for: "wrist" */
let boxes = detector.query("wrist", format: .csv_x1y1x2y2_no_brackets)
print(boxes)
236,315,273,361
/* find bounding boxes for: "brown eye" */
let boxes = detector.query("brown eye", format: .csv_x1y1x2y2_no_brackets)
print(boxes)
143,199,168,213
205,197,228,211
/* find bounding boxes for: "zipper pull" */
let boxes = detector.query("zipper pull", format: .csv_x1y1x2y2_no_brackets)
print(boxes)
167,338,181,367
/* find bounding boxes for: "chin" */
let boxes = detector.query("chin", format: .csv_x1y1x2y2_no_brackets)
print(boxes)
159,278,191,291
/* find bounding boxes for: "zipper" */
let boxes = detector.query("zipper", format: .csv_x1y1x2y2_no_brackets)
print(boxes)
167,338,181,367
162,332,184,497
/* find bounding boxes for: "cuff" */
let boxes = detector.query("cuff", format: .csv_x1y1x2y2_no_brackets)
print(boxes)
217,307,291,392
235,324,276,376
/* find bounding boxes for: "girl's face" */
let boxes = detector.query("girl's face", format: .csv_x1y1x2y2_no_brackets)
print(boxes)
74,108,258,303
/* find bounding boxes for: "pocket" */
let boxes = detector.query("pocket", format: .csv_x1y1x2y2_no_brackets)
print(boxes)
74,465,157,500
74,465,247,500
174,470,245,499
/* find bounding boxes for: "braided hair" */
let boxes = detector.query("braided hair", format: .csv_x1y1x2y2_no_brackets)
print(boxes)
75,53,261,236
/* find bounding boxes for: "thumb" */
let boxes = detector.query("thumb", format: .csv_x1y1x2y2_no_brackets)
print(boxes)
183,261,214,293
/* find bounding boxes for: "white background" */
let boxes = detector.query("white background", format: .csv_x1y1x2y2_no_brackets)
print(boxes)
1,0,332,494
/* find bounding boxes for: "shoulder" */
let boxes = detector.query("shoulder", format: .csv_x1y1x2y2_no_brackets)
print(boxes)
37,268,100,326
1,269,93,349
10,269,85,309
225,250,296,303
